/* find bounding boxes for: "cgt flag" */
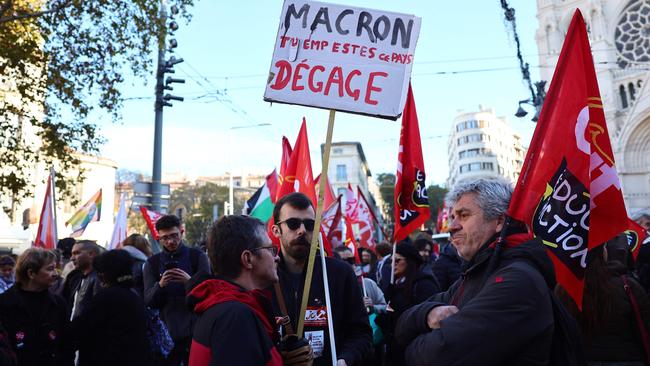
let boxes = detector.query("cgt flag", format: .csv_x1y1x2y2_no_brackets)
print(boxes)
393,83,430,243
625,219,648,261
508,10,628,309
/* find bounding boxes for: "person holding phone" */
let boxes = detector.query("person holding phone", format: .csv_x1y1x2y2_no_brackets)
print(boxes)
143,215,210,366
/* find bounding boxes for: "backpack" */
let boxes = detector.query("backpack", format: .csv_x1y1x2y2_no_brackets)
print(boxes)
547,290,587,366
505,260,586,366
144,307,175,357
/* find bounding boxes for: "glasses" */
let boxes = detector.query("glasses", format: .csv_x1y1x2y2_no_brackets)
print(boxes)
252,245,279,257
394,257,404,264
159,232,180,242
276,218,315,232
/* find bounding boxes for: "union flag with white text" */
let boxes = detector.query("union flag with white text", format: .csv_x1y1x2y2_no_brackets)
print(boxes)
508,10,628,309
393,84,430,243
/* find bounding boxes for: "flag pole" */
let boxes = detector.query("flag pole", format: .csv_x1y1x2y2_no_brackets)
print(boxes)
390,240,397,284
297,109,336,338
49,168,59,244
318,233,338,366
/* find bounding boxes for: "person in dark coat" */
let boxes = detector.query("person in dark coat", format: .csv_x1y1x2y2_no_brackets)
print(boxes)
61,240,103,320
377,242,439,365
396,178,555,366
143,214,211,366
0,248,72,366
271,192,372,366
431,241,463,292
557,243,650,365
121,233,152,297
71,250,150,366
187,215,304,366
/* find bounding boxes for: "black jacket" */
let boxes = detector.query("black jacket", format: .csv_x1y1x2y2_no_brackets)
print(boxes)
431,243,463,292
61,269,102,319
378,270,440,365
574,263,650,362
273,254,372,366
0,285,72,366
396,237,555,366
187,277,283,366
143,244,210,341
71,285,150,366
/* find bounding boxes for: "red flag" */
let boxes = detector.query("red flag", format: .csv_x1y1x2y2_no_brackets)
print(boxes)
267,169,279,204
277,136,293,201
344,215,360,264
34,171,57,249
276,119,316,205
625,219,648,261
355,188,377,250
507,10,628,309
393,84,430,243
314,174,336,209
322,195,343,249
140,206,163,240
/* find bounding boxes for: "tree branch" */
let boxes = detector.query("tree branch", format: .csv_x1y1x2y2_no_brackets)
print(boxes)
0,0,72,25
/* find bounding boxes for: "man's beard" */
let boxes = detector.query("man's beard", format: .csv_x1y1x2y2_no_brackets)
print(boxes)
287,235,311,260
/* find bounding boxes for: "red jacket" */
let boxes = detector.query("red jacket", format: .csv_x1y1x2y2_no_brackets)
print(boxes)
188,278,283,366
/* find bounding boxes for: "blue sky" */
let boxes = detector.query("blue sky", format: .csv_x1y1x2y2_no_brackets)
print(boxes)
98,0,542,186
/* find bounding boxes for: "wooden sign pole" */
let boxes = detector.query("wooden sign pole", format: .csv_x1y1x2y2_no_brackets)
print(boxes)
296,109,336,338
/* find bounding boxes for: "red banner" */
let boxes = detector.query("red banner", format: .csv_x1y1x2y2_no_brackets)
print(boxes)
140,206,163,241
393,84,430,243
508,10,628,309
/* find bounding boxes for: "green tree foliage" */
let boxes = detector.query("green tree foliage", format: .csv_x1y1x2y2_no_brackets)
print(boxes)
426,184,448,230
171,183,246,245
0,0,193,213
376,173,395,221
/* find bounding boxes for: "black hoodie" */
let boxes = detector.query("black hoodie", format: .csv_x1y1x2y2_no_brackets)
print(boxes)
396,235,556,366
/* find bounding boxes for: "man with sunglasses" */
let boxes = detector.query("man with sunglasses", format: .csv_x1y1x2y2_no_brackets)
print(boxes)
143,214,210,366
271,192,372,366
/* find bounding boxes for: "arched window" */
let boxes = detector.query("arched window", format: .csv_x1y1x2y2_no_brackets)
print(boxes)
620,85,629,108
629,82,636,101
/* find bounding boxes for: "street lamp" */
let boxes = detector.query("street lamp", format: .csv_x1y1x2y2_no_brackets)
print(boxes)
513,80,547,122
226,123,272,215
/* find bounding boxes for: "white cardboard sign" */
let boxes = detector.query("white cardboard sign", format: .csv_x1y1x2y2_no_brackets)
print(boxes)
264,0,421,120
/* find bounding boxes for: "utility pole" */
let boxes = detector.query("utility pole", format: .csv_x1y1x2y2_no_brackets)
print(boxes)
152,2,185,212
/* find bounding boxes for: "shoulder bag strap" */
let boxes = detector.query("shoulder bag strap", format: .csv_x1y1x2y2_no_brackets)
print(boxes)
621,274,650,364
273,282,295,335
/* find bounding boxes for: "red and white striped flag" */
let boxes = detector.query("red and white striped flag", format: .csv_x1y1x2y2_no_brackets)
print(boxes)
34,170,57,249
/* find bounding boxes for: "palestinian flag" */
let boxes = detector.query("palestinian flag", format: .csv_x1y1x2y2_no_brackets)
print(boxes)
244,170,278,222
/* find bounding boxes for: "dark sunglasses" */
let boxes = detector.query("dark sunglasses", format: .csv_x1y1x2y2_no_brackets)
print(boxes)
276,218,315,231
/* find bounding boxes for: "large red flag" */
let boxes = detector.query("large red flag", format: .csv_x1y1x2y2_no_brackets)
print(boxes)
393,84,430,243
508,10,628,309
277,136,293,201
34,171,57,249
276,118,317,205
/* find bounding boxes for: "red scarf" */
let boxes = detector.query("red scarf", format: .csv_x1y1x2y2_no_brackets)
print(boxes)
189,279,276,341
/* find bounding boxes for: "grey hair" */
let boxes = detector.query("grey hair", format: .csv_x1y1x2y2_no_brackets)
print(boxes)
445,178,513,220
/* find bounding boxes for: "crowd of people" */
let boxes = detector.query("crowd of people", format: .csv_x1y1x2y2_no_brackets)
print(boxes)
0,178,649,366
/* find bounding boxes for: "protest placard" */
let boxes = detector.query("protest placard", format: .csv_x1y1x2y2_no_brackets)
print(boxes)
264,0,421,119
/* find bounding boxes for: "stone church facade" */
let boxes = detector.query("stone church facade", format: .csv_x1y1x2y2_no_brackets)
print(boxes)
536,0,650,213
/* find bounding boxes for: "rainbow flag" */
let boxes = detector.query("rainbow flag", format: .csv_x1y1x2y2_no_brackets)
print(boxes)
66,189,102,237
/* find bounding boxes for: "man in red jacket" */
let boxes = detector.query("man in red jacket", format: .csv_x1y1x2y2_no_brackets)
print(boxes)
188,214,312,366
